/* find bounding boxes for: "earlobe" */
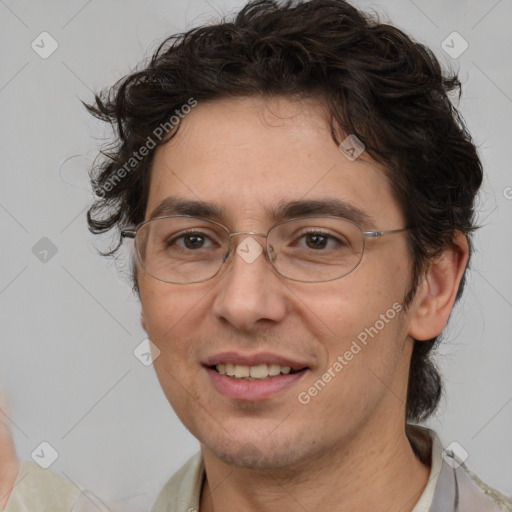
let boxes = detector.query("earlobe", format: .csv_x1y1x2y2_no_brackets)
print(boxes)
408,231,469,341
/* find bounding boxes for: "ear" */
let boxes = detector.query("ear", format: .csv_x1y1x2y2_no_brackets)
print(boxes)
408,231,469,341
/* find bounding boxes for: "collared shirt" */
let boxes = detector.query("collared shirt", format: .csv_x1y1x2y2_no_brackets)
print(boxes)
151,426,512,512
4,462,108,512
4,427,512,511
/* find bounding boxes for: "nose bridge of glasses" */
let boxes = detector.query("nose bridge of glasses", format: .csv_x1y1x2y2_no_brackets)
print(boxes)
227,231,268,251
225,231,274,264
228,231,268,239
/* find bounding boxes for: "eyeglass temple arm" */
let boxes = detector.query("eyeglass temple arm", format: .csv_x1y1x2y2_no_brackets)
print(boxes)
362,227,414,238
121,230,136,239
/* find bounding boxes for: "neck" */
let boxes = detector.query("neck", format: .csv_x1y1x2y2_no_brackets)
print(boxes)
199,421,431,512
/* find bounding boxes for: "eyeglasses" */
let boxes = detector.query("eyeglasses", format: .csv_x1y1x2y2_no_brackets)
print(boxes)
121,215,412,284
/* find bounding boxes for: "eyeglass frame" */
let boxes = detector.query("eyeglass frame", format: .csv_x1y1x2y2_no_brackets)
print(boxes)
121,215,414,284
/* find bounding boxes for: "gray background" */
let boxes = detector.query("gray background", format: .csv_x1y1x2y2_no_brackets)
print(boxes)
0,0,511,509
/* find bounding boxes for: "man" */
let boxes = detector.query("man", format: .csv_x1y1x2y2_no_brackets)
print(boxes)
1,0,511,510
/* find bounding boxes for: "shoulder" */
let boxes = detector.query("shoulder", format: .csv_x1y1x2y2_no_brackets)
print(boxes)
409,425,512,512
5,461,81,512
151,452,204,512
453,461,512,512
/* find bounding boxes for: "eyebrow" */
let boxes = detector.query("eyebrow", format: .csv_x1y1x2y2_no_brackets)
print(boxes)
149,196,224,220
148,196,374,227
267,198,374,227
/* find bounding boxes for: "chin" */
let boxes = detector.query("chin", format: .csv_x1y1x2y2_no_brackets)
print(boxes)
217,446,297,469
202,430,311,470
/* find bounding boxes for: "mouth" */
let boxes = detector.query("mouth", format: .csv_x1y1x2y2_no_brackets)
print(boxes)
209,363,308,381
203,353,311,401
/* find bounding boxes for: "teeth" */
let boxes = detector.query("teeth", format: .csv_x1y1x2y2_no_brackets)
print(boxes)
268,364,281,376
214,363,295,379
234,365,250,378
249,364,268,378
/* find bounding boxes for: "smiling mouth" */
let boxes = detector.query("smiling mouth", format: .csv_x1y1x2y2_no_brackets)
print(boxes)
210,363,308,381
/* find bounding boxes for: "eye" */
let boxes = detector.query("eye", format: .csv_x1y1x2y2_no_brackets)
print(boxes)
168,230,216,250
304,233,329,250
296,230,345,250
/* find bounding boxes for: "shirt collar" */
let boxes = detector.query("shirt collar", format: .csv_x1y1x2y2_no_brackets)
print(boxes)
151,426,509,512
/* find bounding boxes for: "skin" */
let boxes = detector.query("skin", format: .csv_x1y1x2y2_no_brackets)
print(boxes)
0,393,19,509
139,96,468,512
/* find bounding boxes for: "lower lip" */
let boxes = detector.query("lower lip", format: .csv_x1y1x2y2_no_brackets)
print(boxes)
205,367,308,401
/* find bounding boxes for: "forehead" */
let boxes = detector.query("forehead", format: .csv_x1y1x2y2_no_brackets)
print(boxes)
147,96,403,229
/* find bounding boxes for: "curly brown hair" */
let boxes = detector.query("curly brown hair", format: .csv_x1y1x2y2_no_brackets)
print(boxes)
84,0,483,423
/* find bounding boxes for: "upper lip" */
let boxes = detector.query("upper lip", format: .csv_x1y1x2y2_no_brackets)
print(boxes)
203,352,310,371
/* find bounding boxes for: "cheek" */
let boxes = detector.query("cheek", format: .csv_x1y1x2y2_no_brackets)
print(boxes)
354,240,411,311
139,276,190,341
296,253,409,380
139,277,213,369
298,255,406,335
297,305,407,429
141,283,202,412
151,355,205,438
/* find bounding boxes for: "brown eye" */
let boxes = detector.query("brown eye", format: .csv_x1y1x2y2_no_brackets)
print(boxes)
305,233,329,249
183,234,206,249
165,230,216,251
294,230,345,251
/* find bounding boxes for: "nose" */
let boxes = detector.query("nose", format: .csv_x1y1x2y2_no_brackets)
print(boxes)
211,234,288,332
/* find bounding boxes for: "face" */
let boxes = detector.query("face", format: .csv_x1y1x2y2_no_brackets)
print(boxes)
138,96,417,470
